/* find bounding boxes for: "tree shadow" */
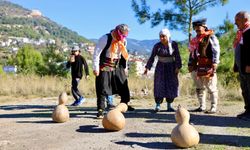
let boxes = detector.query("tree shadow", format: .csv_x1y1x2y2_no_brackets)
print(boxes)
0,104,97,112
0,104,98,119
16,120,54,124
125,132,168,138
124,109,176,124
124,131,170,149
0,111,99,119
199,133,250,147
0,112,52,118
123,108,250,128
0,105,54,110
1,105,250,129
123,132,250,148
189,113,250,128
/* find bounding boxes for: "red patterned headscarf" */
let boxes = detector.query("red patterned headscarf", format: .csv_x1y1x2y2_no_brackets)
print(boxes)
109,24,129,62
233,21,250,48
189,30,214,57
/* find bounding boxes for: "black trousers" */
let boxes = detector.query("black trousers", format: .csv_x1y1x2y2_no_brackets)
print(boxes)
71,78,82,101
95,67,130,110
239,73,250,112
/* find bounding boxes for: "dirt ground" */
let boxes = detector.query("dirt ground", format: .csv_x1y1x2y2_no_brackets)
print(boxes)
0,95,250,150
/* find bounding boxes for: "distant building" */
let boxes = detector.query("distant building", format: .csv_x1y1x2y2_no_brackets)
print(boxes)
129,55,155,78
11,47,19,53
129,58,145,76
30,10,42,17
86,44,95,55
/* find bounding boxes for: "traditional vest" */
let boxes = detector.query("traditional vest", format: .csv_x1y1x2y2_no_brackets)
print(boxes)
99,33,125,71
198,35,213,58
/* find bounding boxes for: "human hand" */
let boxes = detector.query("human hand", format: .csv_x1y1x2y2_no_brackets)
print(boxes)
93,70,99,76
124,68,128,77
69,55,75,63
85,75,89,80
213,64,218,70
245,66,250,73
233,63,239,72
143,68,148,75
175,68,180,75
188,66,193,72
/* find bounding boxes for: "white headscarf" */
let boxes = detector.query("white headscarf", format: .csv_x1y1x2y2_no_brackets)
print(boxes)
159,28,174,55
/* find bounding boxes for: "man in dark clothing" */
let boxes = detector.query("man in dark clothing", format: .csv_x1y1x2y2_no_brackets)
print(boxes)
92,24,134,119
234,11,250,120
66,45,89,106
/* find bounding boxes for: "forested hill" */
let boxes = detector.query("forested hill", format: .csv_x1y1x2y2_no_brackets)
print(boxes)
0,0,91,44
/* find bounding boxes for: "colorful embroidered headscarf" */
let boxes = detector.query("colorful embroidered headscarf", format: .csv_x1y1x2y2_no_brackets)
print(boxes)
233,21,250,48
189,30,214,53
110,24,129,62
189,18,214,57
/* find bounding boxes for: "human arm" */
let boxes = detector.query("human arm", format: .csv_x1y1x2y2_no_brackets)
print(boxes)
172,41,182,74
92,35,108,76
210,35,220,70
81,56,89,78
187,53,196,72
66,61,71,69
243,30,250,73
144,43,158,75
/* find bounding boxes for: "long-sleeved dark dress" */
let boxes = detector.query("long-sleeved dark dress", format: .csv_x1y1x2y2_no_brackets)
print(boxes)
145,41,182,99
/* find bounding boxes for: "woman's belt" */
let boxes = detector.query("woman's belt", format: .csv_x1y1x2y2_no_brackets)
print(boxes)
158,56,175,63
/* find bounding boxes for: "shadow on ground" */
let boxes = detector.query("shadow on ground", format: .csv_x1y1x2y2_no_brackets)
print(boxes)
1,104,250,148
76,125,107,133
118,132,250,149
0,105,250,128
124,108,250,128
0,104,97,119
115,140,175,149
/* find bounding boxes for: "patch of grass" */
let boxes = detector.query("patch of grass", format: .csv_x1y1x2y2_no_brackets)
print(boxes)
0,73,242,102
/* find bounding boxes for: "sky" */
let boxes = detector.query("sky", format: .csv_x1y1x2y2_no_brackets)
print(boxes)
8,0,250,41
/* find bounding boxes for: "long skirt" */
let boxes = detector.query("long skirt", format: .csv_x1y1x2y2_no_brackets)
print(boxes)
154,61,179,99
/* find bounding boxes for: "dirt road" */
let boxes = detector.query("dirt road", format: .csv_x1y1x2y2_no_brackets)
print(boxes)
0,96,250,150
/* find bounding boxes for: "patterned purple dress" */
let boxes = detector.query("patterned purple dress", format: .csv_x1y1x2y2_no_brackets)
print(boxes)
145,41,182,99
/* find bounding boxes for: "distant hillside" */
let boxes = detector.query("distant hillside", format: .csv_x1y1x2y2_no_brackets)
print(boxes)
0,0,91,44
0,0,187,56
91,38,158,55
91,38,189,55
126,38,158,55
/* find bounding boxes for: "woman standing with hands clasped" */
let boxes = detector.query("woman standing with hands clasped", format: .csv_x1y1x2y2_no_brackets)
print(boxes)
144,28,182,112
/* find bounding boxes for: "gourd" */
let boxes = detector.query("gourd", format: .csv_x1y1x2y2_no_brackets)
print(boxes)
171,105,200,148
114,102,128,113
58,92,68,105
102,103,128,131
52,92,70,123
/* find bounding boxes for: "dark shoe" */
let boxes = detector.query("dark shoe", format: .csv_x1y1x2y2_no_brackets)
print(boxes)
166,107,175,112
127,105,135,111
96,109,104,119
237,111,250,119
191,107,205,112
239,115,250,121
